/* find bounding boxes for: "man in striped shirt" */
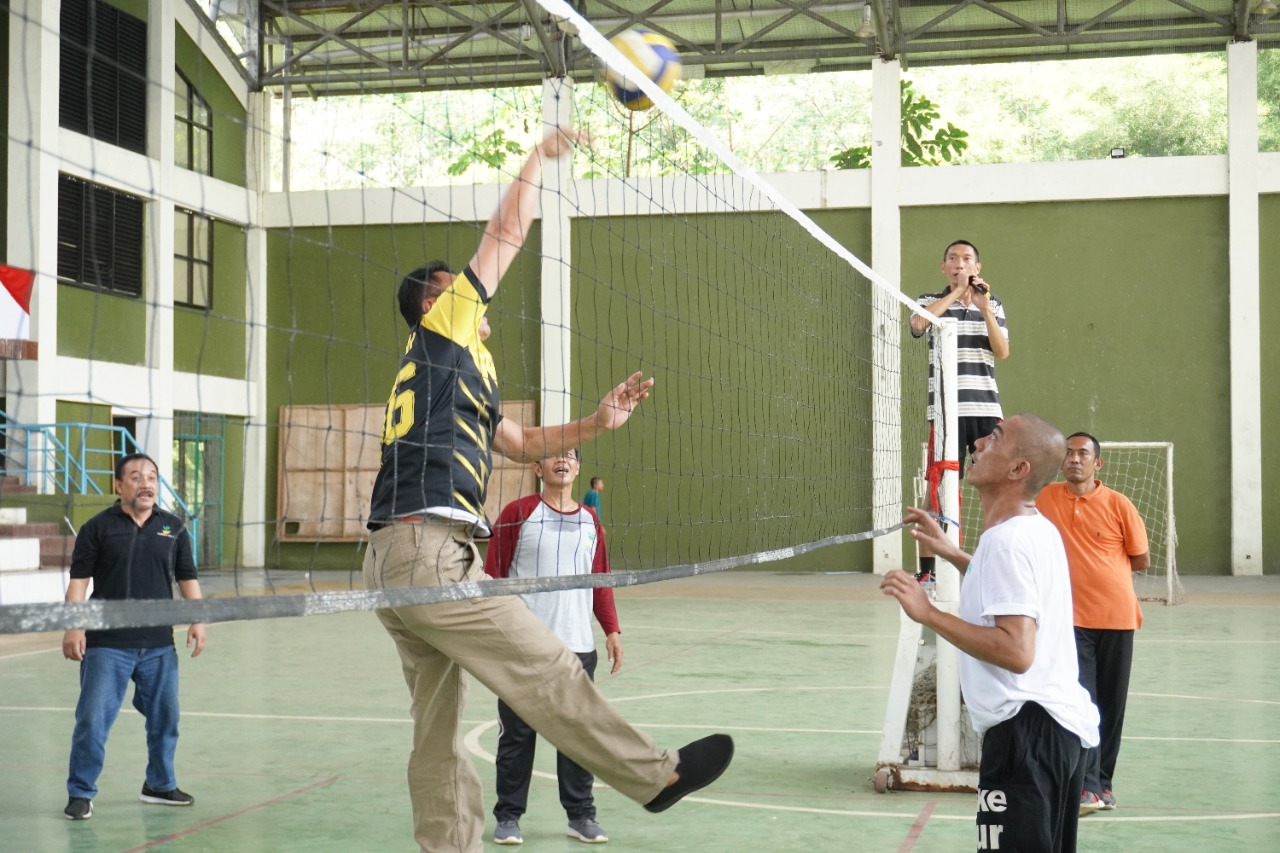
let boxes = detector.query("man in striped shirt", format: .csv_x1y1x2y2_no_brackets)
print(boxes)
909,240,1010,582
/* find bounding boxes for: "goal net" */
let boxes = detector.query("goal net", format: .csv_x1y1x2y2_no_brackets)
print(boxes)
1098,441,1185,606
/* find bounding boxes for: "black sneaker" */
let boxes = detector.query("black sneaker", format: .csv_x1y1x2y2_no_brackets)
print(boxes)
64,797,93,820
140,785,194,806
644,734,734,813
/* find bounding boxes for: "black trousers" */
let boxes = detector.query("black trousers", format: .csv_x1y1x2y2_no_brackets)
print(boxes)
976,701,1086,853
493,650,598,822
1074,627,1134,794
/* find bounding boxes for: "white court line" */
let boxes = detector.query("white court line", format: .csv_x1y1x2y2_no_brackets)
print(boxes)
626,623,897,640
1133,691,1280,706
461,719,1280,824
0,645,62,661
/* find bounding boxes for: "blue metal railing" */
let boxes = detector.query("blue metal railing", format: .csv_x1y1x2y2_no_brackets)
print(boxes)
0,410,199,550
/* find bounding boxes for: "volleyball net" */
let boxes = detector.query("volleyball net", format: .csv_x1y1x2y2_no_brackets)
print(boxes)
0,0,943,633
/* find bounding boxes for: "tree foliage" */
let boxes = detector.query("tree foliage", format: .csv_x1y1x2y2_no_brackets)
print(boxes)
829,80,969,169
273,51,1280,192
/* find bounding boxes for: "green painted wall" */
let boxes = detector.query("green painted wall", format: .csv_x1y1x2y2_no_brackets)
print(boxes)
903,197,1235,575
1260,194,1280,574
57,285,146,363
264,194,1268,576
175,25,247,186
264,221,542,569
54,400,115,495
216,415,247,567
570,209,877,573
174,219,247,378
265,209,880,573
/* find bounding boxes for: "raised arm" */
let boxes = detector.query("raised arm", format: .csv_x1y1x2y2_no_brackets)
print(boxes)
493,372,654,463
468,127,584,297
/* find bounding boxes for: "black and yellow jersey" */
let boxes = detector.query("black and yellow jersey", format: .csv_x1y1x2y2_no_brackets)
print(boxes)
368,265,501,530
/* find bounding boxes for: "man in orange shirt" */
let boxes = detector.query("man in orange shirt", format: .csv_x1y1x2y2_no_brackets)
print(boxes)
1036,432,1149,817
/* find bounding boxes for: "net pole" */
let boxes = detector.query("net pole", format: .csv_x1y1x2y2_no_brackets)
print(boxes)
1165,442,1177,603
934,318,962,772
539,76,575,426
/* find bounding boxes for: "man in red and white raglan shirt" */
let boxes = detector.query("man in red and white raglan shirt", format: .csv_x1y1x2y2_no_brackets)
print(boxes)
484,448,620,846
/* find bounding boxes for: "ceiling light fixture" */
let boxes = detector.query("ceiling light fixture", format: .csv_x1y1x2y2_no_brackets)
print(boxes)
857,6,877,40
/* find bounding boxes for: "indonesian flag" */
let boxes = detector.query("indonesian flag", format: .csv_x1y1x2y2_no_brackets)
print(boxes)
0,264,34,340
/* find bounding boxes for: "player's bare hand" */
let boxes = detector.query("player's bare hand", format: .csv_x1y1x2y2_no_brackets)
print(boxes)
605,632,623,675
970,276,991,308
904,506,950,552
596,372,654,430
62,629,86,662
537,126,589,160
187,623,207,658
880,569,934,624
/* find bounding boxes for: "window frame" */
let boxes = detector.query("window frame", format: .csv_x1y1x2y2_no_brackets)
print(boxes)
174,207,215,310
174,68,214,176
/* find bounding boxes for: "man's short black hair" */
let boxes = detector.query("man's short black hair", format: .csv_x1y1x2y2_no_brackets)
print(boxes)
943,240,980,262
115,452,159,481
1066,431,1102,457
398,261,454,329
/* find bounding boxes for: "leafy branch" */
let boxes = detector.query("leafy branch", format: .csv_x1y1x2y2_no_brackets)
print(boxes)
830,80,969,169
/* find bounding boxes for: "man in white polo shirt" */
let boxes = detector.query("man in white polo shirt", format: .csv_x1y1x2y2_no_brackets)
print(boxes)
881,414,1099,853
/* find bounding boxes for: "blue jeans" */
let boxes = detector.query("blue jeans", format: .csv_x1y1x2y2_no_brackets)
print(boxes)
67,645,181,799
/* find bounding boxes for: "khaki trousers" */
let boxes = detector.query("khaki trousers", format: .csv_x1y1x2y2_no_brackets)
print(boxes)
363,519,677,853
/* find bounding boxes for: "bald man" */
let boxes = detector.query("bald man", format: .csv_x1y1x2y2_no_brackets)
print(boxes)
881,414,1099,853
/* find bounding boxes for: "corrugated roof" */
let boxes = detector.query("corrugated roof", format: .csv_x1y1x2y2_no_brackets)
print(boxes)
209,1,1280,96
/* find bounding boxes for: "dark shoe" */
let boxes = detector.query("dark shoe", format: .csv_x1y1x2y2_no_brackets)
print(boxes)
643,734,734,813
1080,790,1103,816
64,797,93,820
567,817,608,843
140,785,194,806
1100,788,1117,810
494,819,523,844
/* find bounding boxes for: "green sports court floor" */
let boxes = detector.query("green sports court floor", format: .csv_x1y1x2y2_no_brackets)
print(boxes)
2,572,1278,852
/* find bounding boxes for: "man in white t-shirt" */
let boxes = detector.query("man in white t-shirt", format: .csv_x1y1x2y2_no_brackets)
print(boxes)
881,414,1100,853
485,448,621,845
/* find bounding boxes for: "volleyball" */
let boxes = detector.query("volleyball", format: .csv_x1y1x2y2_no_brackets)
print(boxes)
604,29,682,111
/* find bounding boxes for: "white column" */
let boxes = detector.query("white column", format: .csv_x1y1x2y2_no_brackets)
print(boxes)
140,0,176,486
539,78,574,427
871,58,903,575
5,0,62,453
934,319,962,771
239,91,273,567
1227,40,1264,575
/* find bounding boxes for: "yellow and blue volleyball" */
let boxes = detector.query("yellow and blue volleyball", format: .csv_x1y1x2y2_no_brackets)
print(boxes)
603,29,682,111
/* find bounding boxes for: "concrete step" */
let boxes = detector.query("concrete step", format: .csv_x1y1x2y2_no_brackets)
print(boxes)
0,507,29,524
0,568,70,605
40,535,75,569
0,522,62,538
0,475,37,495
0,538,41,571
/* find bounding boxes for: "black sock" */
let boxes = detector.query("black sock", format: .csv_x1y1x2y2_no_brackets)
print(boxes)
917,556,936,579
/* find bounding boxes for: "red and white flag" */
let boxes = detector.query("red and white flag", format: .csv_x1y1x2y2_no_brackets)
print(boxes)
0,264,35,340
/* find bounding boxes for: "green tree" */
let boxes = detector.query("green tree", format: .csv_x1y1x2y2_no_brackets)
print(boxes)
829,80,969,169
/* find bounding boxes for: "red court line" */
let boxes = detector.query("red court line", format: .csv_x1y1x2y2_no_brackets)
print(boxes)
897,799,938,852
121,776,339,853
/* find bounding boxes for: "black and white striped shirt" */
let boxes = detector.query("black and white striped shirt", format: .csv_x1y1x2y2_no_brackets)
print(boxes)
914,289,1009,420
